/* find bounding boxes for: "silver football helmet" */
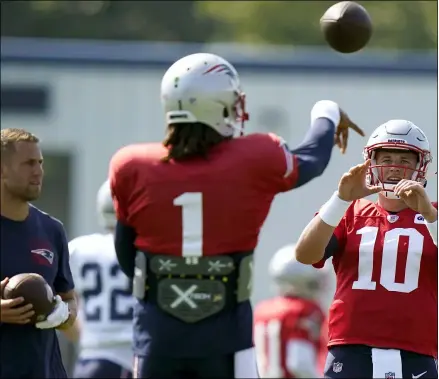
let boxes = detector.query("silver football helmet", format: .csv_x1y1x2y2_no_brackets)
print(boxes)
269,244,323,300
96,180,116,230
161,53,249,137
363,120,432,199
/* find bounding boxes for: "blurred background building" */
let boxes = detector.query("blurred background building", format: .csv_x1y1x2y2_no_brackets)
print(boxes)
1,1,437,375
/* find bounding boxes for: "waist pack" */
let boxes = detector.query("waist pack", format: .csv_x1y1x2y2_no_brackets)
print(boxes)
133,252,253,323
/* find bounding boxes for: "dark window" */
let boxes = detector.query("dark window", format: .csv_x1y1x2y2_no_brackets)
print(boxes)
1,85,49,114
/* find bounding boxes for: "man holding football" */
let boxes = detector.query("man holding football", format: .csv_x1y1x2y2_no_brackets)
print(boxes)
0,128,77,378
296,120,437,378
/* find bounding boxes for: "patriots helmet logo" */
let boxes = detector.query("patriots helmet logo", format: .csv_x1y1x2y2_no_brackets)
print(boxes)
31,249,55,265
203,64,237,79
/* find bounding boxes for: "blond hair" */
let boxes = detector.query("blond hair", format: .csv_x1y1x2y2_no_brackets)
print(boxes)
1,128,39,157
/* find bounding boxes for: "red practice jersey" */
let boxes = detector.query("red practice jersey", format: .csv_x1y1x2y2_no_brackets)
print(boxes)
314,199,438,357
109,133,298,256
254,297,327,378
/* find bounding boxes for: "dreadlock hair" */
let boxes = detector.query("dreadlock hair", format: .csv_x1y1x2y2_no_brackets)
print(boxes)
162,122,228,162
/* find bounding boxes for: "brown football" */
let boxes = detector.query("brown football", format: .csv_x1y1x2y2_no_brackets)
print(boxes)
320,1,372,53
3,273,55,324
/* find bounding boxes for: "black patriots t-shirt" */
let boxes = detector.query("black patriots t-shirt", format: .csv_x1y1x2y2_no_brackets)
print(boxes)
0,206,74,378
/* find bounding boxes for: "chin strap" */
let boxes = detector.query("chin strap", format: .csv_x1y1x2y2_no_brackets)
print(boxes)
381,182,399,199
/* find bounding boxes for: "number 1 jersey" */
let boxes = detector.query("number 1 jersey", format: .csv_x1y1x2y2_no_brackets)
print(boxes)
313,199,438,358
108,133,299,357
109,133,298,257
69,233,135,369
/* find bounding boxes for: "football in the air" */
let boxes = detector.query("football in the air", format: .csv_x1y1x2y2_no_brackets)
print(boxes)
2,273,55,323
320,1,372,53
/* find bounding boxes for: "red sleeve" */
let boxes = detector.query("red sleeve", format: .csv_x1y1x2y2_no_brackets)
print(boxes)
254,133,299,193
312,209,348,269
108,146,135,225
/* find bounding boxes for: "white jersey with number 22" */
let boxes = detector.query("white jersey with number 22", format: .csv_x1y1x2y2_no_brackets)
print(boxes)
69,233,136,370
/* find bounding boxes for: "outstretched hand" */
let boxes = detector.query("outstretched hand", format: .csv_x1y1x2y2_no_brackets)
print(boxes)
338,160,382,201
334,109,365,154
395,179,437,222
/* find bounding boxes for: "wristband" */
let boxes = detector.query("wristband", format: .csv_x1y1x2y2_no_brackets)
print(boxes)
425,219,438,246
311,100,341,127
318,191,352,227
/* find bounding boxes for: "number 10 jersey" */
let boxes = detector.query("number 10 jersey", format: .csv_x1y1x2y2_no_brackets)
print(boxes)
313,199,438,358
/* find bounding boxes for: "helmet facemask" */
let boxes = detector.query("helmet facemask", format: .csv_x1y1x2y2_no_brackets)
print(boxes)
224,90,249,137
363,144,432,199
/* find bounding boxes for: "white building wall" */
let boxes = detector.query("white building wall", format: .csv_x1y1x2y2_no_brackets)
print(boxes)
1,56,437,304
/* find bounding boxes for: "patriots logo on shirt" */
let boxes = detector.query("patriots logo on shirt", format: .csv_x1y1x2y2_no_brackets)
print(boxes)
385,372,396,379
31,249,54,265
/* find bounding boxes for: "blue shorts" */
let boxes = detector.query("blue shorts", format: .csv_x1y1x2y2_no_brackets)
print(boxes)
133,347,259,378
324,345,437,379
